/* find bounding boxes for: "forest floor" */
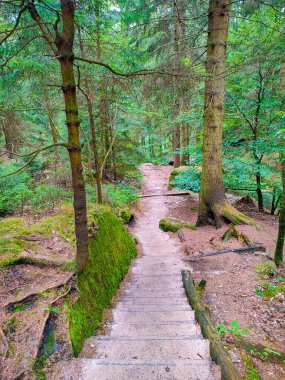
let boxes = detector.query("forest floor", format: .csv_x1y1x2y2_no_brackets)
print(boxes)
134,164,285,380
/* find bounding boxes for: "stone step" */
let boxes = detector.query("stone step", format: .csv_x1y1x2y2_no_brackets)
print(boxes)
117,296,189,306
132,264,182,276
124,281,184,290
111,310,195,323
132,274,182,278
108,322,201,337
76,358,215,380
83,336,210,360
122,288,186,297
115,304,191,311
127,278,184,287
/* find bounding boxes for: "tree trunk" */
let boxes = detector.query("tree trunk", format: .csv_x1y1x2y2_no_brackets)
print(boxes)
256,170,264,212
197,0,253,227
56,0,88,272
28,0,89,272
173,0,180,168
275,153,285,266
78,28,103,204
1,110,19,156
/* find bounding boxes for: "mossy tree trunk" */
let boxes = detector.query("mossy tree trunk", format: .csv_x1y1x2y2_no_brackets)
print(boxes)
172,0,181,168
275,152,285,266
28,0,89,272
197,0,253,227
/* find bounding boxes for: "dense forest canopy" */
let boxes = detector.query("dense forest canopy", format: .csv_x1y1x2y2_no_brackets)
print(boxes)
0,0,285,268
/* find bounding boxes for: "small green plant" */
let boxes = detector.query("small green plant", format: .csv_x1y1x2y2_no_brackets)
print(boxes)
216,320,250,336
217,324,227,335
255,261,278,278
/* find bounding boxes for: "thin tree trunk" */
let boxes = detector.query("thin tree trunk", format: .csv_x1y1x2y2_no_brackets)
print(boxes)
28,0,89,272
78,29,103,204
275,153,285,266
57,0,89,272
197,0,253,227
173,0,180,168
256,170,264,212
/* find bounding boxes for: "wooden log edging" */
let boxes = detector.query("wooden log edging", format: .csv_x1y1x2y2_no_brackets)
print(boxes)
182,270,241,380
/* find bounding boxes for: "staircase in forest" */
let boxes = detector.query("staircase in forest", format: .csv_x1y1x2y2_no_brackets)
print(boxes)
53,164,220,380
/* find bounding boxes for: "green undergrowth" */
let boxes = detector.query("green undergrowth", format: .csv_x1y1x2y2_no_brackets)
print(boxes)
69,206,137,356
255,260,285,300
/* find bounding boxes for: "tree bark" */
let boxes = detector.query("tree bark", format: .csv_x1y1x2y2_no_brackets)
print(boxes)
256,170,264,212
172,0,181,168
197,0,253,227
78,28,103,204
275,153,285,266
1,110,19,156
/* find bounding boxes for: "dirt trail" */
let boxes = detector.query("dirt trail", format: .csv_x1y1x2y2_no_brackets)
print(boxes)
52,163,220,379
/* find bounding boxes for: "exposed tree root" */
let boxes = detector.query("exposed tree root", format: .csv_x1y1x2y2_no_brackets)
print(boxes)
225,334,285,365
222,223,251,245
16,252,75,270
215,202,254,226
4,273,74,310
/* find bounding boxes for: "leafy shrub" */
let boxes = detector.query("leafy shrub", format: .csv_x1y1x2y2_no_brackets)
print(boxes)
103,181,139,207
0,163,32,216
170,168,201,192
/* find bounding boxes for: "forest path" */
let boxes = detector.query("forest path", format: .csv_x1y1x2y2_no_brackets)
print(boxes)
54,164,220,379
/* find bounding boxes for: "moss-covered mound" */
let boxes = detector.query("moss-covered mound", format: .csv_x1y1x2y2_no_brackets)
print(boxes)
69,206,137,356
159,217,196,233
118,208,134,224
168,166,189,188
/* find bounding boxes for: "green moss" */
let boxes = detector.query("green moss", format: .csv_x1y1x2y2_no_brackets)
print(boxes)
168,166,189,188
241,353,262,380
69,206,137,356
118,209,134,223
159,218,196,233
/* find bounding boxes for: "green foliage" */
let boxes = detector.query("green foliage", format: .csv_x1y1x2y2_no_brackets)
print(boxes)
69,206,137,355
103,181,139,207
170,168,201,192
255,261,278,278
216,320,250,336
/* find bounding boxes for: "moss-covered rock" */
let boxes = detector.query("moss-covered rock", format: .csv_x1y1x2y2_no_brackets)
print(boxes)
168,166,189,188
118,209,134,224
69,206,137,356
159,217,196,233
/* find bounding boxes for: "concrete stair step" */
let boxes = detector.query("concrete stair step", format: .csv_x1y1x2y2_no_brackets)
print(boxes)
59,358,215,380
117,296,189,306
83,336,210,360
111,310,195,323
109,322,201,337
121,288,186,297
115,304,191,311
124,281,184,290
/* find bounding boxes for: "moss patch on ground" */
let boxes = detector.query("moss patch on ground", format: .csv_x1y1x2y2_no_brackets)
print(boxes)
159,218,196,233
0,206,75,268
69,206,137,356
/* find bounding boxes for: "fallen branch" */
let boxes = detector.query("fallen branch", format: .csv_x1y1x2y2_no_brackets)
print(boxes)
225,335,285,365
187,245,266,260
4,273,74,309
182,270,241,380
140,191,190,198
